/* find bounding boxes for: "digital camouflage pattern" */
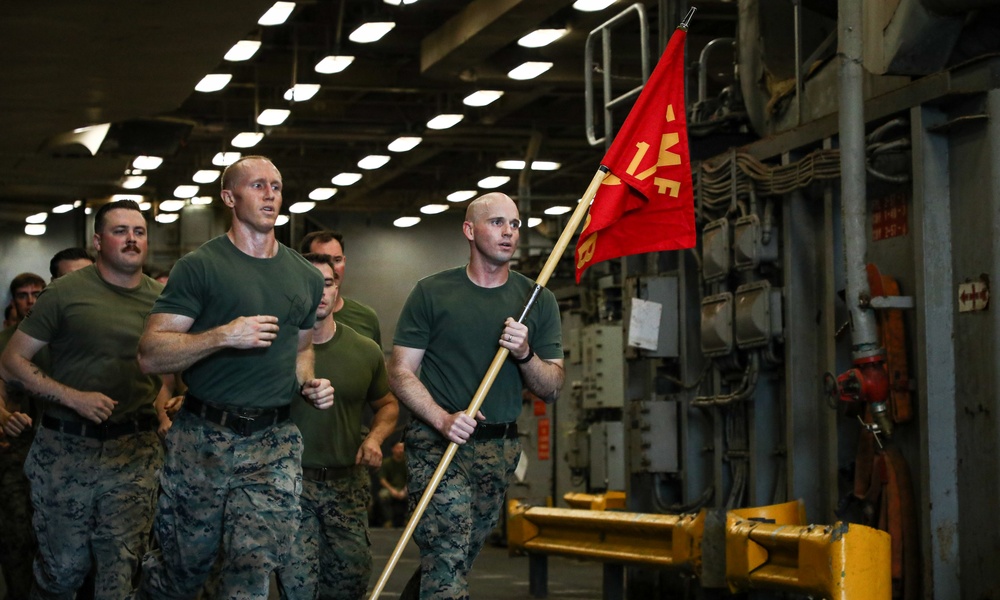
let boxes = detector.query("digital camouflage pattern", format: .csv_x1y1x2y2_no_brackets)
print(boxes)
404,421,521,600
0,431,36,599
278,467,373,600
24,427,161,599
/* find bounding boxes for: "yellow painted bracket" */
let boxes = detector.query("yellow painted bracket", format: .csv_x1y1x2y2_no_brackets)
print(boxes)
562,490,627,511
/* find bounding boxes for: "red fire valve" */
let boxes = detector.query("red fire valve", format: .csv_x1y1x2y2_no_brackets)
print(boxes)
836,356,890,405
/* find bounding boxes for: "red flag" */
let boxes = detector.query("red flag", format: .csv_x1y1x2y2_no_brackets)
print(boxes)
574,27,696,283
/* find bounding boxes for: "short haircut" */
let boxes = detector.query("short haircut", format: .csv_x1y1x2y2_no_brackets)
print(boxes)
94,199,142,234
301,252,339,281
9,272,45,296
221,155,276,193
49,247,94,279
298,230,344,255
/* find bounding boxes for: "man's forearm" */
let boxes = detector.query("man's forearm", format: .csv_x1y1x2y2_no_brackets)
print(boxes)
389,369,448,430
367,400,399,447
1,352,78,409
139,329,227,374
518,358,564,403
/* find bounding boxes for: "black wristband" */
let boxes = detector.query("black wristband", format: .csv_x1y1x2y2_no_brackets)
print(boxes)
512,347,534,365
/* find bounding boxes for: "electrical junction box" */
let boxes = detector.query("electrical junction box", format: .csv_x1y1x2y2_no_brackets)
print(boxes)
734,280,782,348
629,399,680,474
581,324,625,409
701,292,734,357
702,219,730,282
626,275,679,357
589,421,625,491
733,214,780,270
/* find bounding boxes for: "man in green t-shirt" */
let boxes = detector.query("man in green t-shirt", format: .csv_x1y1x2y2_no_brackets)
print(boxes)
389,192,565,599
377,441,409,527
0,200,170,599
135,156,333,600
299,230,382,346
277,253,398,600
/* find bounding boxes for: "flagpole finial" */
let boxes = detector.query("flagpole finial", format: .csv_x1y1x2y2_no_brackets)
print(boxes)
679,6,697,31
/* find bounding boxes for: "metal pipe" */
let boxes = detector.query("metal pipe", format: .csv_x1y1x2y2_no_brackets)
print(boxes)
696,37,735,103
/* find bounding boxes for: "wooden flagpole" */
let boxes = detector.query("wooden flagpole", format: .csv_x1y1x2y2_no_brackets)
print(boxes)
369,165,609,598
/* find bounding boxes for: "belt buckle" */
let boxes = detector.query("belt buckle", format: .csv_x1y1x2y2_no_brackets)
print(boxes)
230,413,256,437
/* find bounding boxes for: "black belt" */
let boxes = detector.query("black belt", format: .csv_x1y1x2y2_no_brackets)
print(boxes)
41,414,157,441
471,422,518,441
183,393,290,437
302,465,359,482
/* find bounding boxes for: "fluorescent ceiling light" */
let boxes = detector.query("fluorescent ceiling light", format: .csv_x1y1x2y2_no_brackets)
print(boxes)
393,216,421,228
54,123,109,156
173,185,199,198
192,170,220,184
213,152,241,166
463,90,503,107
384,0,418,4
257,109,291,126
190,196,213,205
25,212,47,224
53,203,75,214
544,205,572,215
231,132,264,148
508,61,553,80
331,172,362,186
258,1,295,25
478,175,510,189
388,136,422,152
309,188,337,201
496,160,561,171
155,213,179,224
122,175,146,189
224,40,261,62
518,28,569,48
195,74,232,93
573,0,618,11
358,155,390,170
349,22,395,43
289,201,316,214
284,83,321,102
420,204,448,215
528,217,542,228
73,200,83,207
24,224,46,236
139,202,152,211
112,194,142,202
160,200,186,212
85,207,92,215
446,190,476,202
314,55,355,74
426,113,463,130
275,214,290,226
132,155,163,170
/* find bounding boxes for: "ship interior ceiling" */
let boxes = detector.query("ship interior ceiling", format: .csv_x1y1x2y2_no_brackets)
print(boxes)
5,0,1000,599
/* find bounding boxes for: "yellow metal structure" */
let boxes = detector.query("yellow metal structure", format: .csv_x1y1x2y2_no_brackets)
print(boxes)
562,490,627,511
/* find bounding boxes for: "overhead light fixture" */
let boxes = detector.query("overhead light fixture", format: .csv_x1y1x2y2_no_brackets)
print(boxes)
195,74,232,93
426,113,463,130
358,155,390,170
213,152,242,166
132,155,163,170
173,185,199,199
155,213,179,224
192,170,221,184
349,22,395,43
573,0,618,11
314,55,355,74
112,194,142,202
463,90,503,107
121,175,146,189
275,214,290,226
388,136,422,152
384,0,418,4
496,160,561,171
224,40,261,62
258,1,295,25
284,83,321,102
160,200,186,212
53,203,75,214
544,205,572,215
508,61,553,80
289,201,316,214
25,212,47,224
73,200,82,207
478,175,510,189
528,217,543,228
139,202,152,211
257,109,291,126
309,187,337,201
24,224,46,236
393,216,421,228
231,132,264,148
331,172,362,186
446,190,476,202
518,28,569,48
190,196,213,205
420,204,448,215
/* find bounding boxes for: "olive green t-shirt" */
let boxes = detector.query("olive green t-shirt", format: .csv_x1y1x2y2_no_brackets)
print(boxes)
0,324,49,422
151,236,323,409
379,455,407,490
291,322,389,468
336,296,382,348
393,266,563,424
16,265,163,423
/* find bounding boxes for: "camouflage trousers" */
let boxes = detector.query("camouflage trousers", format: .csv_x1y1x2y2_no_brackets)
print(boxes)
137,408,303,600
404,420,521,600
277,467,373,600
0,430,36,599
24,426,162,600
